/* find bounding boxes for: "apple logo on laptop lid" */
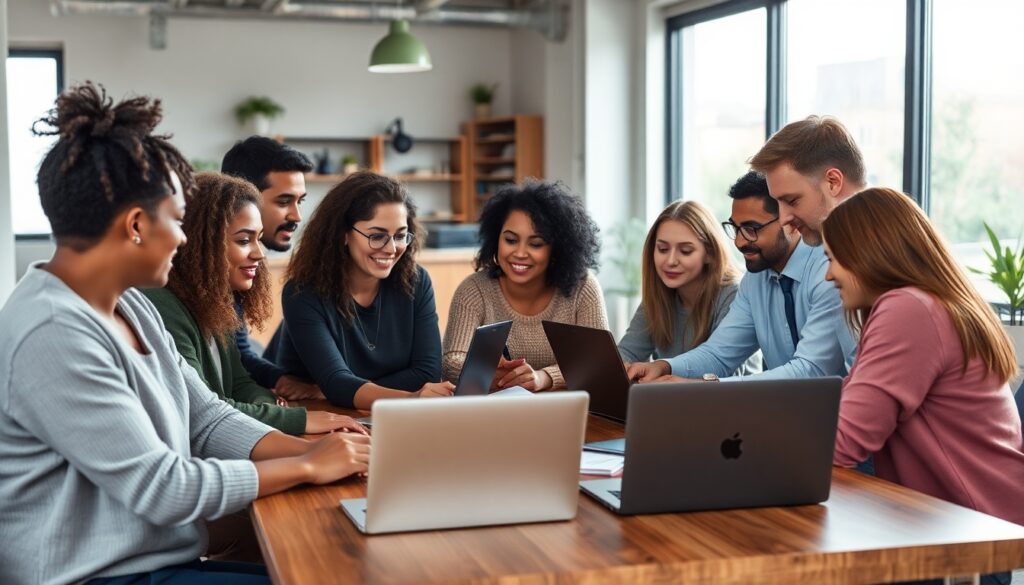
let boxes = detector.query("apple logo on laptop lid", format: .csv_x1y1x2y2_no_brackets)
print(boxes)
720,432,743,459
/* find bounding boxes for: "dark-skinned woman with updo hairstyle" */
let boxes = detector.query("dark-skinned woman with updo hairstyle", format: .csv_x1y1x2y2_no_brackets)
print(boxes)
0,83,369,585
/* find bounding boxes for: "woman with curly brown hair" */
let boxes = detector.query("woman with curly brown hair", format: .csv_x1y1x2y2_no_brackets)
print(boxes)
142,172,362,435
0,83,368,584
442,180,608,391
272,172,453,409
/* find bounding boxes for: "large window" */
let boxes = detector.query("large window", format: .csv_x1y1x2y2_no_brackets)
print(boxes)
667,0,1021,264
930,0,1024,247
786,0,905,188
673,8,766,223
6,50,63,237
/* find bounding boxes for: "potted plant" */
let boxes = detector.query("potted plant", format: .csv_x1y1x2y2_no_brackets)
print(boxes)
469,83,497,119
234,96,284,136
341,155,359,175
604,217,648,338
970,222,1024,387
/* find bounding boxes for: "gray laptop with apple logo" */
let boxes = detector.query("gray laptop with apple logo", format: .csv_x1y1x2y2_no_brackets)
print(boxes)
581,377,841,515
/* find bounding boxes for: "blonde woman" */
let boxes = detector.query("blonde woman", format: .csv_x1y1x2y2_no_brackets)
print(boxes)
822,187,1023,543
619,200,760,375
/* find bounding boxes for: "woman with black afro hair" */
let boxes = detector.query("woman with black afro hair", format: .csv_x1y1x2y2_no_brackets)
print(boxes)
0,83,368,584
442,180,608,391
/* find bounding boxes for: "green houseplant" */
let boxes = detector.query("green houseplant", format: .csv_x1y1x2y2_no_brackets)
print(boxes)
970,222,1024,389
469,83,497,119
604,217,648,337
970,222,1024,325
234,96,284,136
341,155,359,175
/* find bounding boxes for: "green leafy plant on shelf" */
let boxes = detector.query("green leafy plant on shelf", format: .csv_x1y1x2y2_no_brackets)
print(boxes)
233,96,284,125
469,83,498,105
341,155,359,174
970,222,1024,325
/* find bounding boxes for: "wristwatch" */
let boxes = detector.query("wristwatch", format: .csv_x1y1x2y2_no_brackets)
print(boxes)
702,373,720,382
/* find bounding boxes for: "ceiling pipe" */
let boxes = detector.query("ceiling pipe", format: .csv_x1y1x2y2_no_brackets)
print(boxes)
260,0,289,12
415,0,451,14
50,0,567,40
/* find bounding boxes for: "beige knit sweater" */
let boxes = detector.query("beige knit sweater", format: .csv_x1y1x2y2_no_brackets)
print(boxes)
442,271,609,389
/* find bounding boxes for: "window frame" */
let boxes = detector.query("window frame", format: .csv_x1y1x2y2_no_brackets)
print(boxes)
665,0,931,209
7,48,65,241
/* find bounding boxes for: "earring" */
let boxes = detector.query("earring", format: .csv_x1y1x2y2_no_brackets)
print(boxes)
132,236,142,245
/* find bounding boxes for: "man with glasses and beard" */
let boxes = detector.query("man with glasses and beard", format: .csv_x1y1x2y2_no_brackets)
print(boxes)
628,172,846,383
221,136,324,400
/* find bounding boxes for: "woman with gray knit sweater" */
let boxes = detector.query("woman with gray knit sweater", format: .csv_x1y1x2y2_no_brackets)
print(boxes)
0,84,368,585
442,181,609,391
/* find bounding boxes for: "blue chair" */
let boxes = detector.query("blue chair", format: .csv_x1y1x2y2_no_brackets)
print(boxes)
1015,380,1024,419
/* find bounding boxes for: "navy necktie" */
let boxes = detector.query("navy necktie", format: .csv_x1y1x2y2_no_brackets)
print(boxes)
778,275,800,349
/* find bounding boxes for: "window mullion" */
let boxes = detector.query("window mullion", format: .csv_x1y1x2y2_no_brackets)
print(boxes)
903,0,932,209
765,0,786,137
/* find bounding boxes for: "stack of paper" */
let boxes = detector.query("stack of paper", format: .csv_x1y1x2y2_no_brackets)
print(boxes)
580,451,624,476
490,386,532,397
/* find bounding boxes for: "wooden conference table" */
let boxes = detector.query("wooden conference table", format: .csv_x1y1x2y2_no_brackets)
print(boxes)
251,401,1024,584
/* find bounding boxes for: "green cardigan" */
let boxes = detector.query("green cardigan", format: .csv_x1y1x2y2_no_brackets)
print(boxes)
142,287,306,435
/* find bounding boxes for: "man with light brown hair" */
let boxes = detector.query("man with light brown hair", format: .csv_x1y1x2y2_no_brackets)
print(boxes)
749,116,866,246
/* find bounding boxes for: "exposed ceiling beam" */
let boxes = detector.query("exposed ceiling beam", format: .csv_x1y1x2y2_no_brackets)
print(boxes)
50,0,568,40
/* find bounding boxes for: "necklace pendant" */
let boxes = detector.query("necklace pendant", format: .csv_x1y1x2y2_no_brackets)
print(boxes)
367,343,376,351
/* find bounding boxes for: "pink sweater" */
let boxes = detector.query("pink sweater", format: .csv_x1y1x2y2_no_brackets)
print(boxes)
834,287,1024,526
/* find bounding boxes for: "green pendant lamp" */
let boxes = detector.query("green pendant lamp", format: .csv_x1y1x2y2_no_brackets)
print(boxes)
368,20,433,73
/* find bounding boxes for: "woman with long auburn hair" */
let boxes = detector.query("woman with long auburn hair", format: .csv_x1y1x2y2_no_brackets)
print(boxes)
142,172,362,436
272,172,453,409
618,200,757,375
822,188,1023,536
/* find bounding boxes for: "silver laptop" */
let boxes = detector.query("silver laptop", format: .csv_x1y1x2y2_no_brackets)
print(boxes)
581,378,841,515
358,320,512,426
542,321,631,422
341,391,589,534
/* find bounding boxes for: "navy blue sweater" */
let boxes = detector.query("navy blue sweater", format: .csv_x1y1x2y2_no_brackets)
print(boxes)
274,265,442,407
233,295,285,389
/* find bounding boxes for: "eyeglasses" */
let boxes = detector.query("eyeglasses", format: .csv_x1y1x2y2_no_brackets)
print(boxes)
721,217,779,242
351,226,414,250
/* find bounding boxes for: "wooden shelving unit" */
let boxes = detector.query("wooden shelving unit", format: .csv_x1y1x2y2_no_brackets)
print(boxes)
283,135,471,224
463,115,544,221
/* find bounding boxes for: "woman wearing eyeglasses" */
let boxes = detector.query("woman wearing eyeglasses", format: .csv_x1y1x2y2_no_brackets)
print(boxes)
273,172,453,409
617,200,759,376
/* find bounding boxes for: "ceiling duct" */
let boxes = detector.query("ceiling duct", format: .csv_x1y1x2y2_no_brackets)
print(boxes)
49,0,568,41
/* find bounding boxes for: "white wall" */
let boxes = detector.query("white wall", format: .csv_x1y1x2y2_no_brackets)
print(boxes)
0,0,15,302
584,0,635,231
508,0,583,189
9,0,514,162
7,0,527,274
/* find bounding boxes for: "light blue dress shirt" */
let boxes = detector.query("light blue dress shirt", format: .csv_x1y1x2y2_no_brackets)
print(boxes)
665,241,847,381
